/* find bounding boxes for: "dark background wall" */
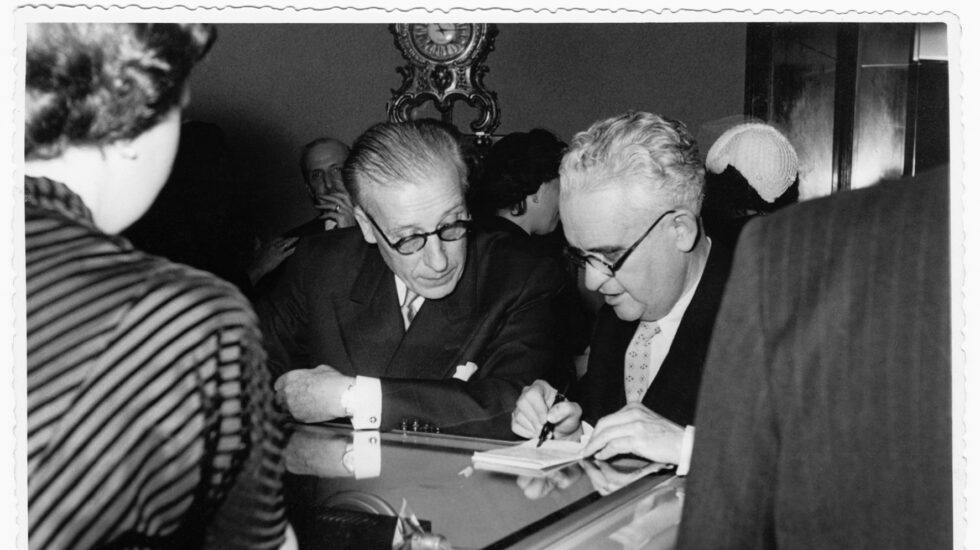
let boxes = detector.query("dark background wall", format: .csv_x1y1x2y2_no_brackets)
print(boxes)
179,23,746,240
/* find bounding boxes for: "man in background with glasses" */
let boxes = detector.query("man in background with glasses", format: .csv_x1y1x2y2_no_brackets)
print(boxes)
511,111,733,478
258,119,565,439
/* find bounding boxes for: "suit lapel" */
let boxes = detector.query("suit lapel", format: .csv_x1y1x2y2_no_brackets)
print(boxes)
582,308,636,422
644,244,733,425
383,238,480,379
338,248,404,377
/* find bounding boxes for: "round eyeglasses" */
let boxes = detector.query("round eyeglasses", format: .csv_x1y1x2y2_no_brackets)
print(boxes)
564,209,677,278
365,210,471,255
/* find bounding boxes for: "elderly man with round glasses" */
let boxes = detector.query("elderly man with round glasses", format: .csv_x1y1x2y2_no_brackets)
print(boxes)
511,111,734,483
257,119,566,439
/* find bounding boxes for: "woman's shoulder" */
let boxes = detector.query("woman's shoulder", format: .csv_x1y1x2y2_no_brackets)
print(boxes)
112,257,265,384
138,259,257,323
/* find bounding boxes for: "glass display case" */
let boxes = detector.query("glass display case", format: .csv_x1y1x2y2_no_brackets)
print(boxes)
283,424,683,549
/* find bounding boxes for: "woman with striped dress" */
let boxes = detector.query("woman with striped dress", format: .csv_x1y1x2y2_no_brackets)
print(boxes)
24,23,290,549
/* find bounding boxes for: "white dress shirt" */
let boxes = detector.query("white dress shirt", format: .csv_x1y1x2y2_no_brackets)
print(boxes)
629,259,703,400
343,276,423,430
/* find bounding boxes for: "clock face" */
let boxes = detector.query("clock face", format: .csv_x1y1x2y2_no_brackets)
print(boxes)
409,23,475,62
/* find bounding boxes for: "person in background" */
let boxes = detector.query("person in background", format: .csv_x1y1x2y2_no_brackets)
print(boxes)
258,119,565,439
24,23,291,549
677,167,951,549
470,128,592,386
296,137,355,233
470,128,565,238
246,137,353,288
510,111,733,481
700,121,800,249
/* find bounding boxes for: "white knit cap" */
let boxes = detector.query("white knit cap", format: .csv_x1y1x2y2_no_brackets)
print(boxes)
705,123,799,203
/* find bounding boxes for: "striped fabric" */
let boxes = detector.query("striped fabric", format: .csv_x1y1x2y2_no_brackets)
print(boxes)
26,177,286,549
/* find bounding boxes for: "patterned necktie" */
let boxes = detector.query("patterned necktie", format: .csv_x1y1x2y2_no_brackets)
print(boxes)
400,289,420,330
624,321,661,403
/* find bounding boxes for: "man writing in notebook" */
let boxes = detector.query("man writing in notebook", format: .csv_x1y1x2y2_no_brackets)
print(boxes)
511,111,733,475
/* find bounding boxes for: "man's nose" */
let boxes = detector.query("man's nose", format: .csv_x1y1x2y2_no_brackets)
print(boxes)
327,169,345,192
309,173,328,192
422,236,449,272
583,263,612,292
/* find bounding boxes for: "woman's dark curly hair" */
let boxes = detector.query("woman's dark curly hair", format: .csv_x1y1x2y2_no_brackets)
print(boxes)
26,23,216,160
471,128,566,216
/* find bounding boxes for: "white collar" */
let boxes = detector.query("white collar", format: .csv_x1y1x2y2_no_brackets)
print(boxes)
394,276,425,307
656,238,711,327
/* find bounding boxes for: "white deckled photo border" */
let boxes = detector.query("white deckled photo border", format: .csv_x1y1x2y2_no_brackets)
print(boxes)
2,3,975,549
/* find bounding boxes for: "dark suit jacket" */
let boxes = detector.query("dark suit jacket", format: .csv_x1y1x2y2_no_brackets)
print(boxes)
248,217,335,298
575,242,733,427
476,215,593,388
256,228,565,439
281,216,333,239
677,168,951,549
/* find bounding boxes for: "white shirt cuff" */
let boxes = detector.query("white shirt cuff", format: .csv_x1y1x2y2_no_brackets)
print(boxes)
676,425,696,476
348,430,382,479
347,376,382,430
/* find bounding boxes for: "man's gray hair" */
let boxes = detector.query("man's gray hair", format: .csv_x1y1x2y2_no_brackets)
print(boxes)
560,111,705,213
342,119,468,207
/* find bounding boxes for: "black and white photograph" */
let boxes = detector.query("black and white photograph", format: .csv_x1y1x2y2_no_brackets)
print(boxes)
3,3,974,549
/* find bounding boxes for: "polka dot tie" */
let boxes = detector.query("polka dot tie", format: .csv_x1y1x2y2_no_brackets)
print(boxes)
624,321,661,402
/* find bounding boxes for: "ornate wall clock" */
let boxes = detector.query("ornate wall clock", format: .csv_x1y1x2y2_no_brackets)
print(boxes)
388,23,500,144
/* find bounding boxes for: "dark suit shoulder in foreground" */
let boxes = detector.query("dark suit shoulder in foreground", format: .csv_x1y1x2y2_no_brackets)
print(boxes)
678,167,951,550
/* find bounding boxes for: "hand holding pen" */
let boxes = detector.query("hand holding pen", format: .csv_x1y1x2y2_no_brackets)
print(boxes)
510,380,583,443
536,392,568,447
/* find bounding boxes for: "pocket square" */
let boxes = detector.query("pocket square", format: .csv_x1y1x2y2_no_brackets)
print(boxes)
453,361,479,381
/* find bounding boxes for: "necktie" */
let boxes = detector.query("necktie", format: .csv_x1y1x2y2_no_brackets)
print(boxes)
400,289,420,330
624,321,661,403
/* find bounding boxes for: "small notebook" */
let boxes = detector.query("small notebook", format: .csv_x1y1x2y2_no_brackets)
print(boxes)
472,439,585,471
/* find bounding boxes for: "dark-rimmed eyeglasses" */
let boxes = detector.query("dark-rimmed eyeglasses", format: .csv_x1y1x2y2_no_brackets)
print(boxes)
565,209,677,278
364,210,471,255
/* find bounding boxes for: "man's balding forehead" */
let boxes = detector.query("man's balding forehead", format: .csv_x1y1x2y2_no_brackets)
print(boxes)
301,137,349,170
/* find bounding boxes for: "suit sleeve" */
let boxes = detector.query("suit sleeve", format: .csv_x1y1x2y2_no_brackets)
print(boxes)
253,242,313,378
379,256,564,439
676,219,780,550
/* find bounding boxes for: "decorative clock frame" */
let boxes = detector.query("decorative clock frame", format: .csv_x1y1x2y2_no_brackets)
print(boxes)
387,23,501,145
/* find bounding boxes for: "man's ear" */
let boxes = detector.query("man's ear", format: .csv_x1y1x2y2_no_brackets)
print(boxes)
529,185,542,203
353,206,377,244
670,209,700,253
